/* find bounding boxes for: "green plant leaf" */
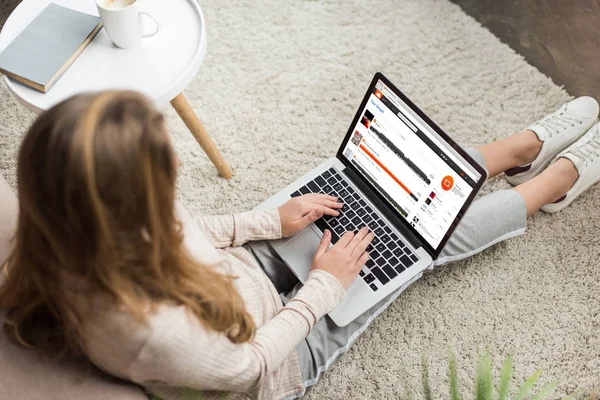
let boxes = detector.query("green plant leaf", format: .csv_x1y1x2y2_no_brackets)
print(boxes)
448,350,462,400
513,369,543,400
532,382,557,400
475,352,494,400
422,356,433,400
498,356,513,400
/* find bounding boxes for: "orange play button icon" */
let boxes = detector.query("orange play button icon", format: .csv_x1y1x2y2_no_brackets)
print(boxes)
441,175,454,191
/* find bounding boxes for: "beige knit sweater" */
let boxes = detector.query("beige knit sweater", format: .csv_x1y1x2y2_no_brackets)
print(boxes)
77,202,346,400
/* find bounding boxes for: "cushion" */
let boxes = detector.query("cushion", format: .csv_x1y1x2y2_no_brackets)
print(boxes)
0,311,148,400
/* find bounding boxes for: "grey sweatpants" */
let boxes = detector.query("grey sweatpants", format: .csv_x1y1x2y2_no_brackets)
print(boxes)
244,148,527,399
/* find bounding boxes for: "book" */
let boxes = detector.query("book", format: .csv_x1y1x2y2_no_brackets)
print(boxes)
0,3,102,93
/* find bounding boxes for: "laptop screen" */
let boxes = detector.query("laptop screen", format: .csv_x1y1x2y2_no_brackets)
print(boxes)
340,78,482,250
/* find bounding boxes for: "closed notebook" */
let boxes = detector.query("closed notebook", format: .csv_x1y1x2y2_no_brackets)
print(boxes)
0,3,102,93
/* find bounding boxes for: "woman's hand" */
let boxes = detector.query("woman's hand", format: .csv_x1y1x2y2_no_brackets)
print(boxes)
311,227,373,289
278,194,343,237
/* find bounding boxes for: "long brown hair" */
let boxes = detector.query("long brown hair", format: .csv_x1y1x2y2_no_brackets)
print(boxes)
0,91,254,356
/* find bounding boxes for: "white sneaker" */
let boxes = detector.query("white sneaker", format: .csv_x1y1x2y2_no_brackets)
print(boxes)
542,122,600,213
505,96,599,186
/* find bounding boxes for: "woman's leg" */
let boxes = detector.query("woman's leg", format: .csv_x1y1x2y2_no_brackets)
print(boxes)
473,127,580,216
476,129,542,178
244,241,299,294
269,130,579,396
282,147,531,398
513,158,578,216
285,137,580,395
475,129,579,216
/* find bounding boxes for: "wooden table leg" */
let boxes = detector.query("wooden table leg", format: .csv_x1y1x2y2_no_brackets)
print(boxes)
170,93,233,179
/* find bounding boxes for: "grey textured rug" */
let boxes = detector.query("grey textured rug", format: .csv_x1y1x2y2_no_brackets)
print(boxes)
1,0,599,398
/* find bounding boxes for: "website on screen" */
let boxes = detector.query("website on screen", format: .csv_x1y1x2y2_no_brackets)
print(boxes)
342,80,481,248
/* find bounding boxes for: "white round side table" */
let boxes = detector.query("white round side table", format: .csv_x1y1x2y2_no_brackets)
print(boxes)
0,0,232,179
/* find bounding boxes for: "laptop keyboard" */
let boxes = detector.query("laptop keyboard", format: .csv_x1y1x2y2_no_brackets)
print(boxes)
291,167,420,291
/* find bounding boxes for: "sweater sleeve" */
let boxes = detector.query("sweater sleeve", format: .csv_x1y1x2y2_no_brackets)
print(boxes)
126,270,345,395
175,202,282,248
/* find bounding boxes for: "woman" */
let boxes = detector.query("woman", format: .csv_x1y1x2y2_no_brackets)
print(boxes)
0,92,598,400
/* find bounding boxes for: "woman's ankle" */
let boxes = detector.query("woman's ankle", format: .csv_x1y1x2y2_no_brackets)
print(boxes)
514,130,543,166
547,157,579,193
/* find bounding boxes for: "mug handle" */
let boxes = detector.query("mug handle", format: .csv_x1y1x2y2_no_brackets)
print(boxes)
138,11,160,38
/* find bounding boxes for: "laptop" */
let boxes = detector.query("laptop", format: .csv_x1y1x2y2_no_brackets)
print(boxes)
256,73,487,326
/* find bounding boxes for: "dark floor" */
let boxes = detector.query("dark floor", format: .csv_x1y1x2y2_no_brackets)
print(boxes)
2,1,598,99
450,0,600,99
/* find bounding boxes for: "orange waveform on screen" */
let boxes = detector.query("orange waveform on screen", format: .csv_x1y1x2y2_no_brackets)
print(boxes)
359,144,413,196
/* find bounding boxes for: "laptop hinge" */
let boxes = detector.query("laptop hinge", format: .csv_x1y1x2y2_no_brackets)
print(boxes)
342,166,426,253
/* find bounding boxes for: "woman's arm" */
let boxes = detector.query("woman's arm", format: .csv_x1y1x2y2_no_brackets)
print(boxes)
126,270,345,395
124,229,371,395
177,194,343,249
85,229,369,397
194,210,282,248
175,201,282,249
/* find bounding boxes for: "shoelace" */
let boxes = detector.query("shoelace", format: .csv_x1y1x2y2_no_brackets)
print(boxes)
536,111,582,138
569,125,600,166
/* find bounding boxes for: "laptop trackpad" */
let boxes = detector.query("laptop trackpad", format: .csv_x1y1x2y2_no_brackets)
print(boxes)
279,227,321,283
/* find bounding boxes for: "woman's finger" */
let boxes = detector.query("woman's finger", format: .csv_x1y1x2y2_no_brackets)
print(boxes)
352,232,374,259
309,198,344,209
302,193,339,203
295,208,323,227
353,251,370,271
298,202,312,216
320,206,341,217
313,229,331,260
335,231,355,248
346,227,369,255
296,203,339,219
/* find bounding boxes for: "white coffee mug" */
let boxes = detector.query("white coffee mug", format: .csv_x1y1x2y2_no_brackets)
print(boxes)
96,0,159,49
